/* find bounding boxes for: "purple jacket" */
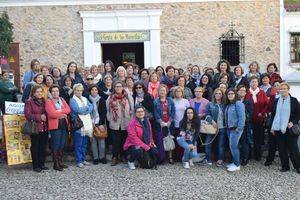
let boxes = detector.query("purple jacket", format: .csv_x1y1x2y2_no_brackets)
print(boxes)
24,97,47,132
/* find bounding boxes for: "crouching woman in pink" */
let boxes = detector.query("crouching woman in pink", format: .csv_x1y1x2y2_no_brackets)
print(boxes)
123,106,158,170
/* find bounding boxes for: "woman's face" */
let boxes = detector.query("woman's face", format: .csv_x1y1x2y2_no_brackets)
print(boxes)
46,76,54,87
220,62,228,72
201,76,209,85
262,76,270,85
42,67,49,75
159,87,167,98
36,75,44,84
186,109,194,120
68,64,77,73
91,87,99,97
250,64,258,72
220,76,228,84
86,75,94,85
105,64,112,72
235,67,242,76
192,67,199,74
194,89,203,98
177,78,185,87
135,84,143,94
126,78,134,88
219,84,227,94
32,62,40,72
214,90,223,101
65,78,72,87
118,69,126,78
237,87,247,98
2,72,9,81
167,68,175,78
150,74,158,82
280,85,289,97
268,65,276,74
175,89,183,99
273,82,281,92
227,91,236,102
156,67,164,76
91,67,98,75
141,71,149,80
250,79,259,89
51,87,60,99
105,77,113,86
127,66,134,75
135,108,145,119
74,87,83,97
52,68,61,78
114,83,123,94
174,70,179,77
34,88,43,99
98,65,105,74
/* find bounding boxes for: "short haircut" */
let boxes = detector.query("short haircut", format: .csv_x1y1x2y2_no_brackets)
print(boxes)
280,82,290,90
49,84,60,93
73,83,84,91
173,86,184,98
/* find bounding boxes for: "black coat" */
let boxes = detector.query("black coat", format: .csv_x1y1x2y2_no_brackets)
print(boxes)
132,92,154,114
97,97,107,126
232,76,250,89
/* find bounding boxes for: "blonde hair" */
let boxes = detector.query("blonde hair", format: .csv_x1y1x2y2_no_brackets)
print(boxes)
249,61,260,72
211,88,225,104
73,83,84,91
116,66,127,77
194,86,205,93
280,82,290,90
173,86,184,98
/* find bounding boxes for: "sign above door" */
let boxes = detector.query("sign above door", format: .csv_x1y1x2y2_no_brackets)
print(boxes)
94,31,150,43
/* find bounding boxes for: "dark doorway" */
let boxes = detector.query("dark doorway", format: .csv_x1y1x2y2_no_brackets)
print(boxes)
102,43,144,68
221,40,240,66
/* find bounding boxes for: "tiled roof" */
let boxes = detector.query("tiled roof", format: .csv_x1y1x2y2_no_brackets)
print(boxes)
285,3,300,12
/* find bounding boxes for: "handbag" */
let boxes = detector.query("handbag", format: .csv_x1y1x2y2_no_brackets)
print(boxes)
163,128,175,151
22,121,39,136
200,117,218,135
93,125,108,139
70,115,83,132
289,123,300,136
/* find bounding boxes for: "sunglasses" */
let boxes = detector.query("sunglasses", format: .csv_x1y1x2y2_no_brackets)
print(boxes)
136,86,143,89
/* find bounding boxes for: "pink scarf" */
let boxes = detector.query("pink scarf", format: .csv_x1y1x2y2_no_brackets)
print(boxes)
148,81,160,99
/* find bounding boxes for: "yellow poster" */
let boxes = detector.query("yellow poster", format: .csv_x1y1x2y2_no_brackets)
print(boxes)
3,115,32,165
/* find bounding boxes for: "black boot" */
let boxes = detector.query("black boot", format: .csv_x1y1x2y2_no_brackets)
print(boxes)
53,151,63,171
58,150,68,169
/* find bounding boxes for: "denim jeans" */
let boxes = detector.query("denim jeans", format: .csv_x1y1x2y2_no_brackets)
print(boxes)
73,131,88,164
227,129,243,166
205,128,226,162
91,137,105,160
49,128,67,151
176,137,199,162
239,125,251,161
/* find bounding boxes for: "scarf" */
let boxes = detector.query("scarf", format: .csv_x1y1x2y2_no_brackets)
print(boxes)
73,95,93,137
109,92,128,122
54,97,63,110
135,91,144,106
148,82,160,98
89,94,101,124
235,76,242,87
191,73,201,80
138,118,151,144
249,87,260,103
260,84,271,94
271,95,291,134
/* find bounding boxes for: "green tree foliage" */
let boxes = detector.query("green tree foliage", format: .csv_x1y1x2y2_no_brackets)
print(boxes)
0,12,14,57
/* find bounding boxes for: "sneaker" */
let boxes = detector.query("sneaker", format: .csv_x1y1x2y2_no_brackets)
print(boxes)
183,162,190,169
93,159,99,165
200,159,212,166
216,160,223,167
227,164,240,172
128,161,136,170
77,163,84,168
226,163,235,168
83,161,91,166
189,159,194,167
33,168,42,173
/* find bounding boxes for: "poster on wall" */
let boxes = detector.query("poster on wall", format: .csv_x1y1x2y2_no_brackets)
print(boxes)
3,115,32,165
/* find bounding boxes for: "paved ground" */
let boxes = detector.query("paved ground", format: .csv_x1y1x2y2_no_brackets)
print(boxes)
0,159,299,200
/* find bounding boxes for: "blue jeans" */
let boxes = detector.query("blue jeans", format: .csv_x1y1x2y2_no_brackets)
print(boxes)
176,137,199,162
205,128,226,162
49,128,67,151
73,131,88,164
227,129,243,166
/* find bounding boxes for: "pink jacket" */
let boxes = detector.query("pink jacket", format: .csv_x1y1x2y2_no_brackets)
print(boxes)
123,117,154,151
189,97,209,117
45,98,71,131
148,81,160,99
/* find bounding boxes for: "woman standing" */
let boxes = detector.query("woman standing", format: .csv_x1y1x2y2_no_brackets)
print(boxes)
160,66,176,90
24,85,48,172
190,65,201,87
60,75,74,104
246,61,261,82
0,70,19,114
270,82,300,174
89,85,107,165
45,85,71,171
177,107,200,169
103,60,116,78
99,74,113,100
155,66,165,81
51,67,62,85
148,72,160,99
199,73,213,101
69,83,94,168
90,65,102,84
225,89,246,172
113,66,127,84
106,81,134,166
22,59,41,90
170,75,193,100
60,62,84,86
233,66,249,89
139,69,150,89
22,73,47,102
203,88,226,166
213,60,234,88
124,76,135,96
153,84,175,164
45,75,55,99
124,106,158,170
266,63,282,85
189,87,209,119
245,76,269,161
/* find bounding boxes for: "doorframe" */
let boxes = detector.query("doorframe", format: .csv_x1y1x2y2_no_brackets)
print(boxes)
79,9,162,68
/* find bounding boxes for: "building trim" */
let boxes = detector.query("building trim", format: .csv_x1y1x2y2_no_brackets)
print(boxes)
0,0,268,7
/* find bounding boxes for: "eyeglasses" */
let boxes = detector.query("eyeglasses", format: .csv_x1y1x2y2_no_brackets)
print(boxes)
87,78,94,80
215,93,222,95
136,86,143,89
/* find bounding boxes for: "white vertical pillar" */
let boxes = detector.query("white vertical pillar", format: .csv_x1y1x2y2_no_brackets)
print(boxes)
144,41,151,68
83,31,94,67
150,29,161,68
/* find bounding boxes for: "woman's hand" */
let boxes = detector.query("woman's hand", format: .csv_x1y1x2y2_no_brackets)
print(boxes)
160,121,167,128
41,114,47,122
149,142,156,148
288,122,294,129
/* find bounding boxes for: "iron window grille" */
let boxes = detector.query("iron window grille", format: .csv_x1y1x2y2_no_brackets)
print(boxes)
290,33,300,63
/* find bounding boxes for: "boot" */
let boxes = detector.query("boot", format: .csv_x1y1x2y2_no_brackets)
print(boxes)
53,151,63,171
168,151,174,164
58,150,68,169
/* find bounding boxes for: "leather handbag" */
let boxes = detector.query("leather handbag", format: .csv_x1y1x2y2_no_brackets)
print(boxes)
289,123,300,136
70,115,83,132
22,121,39,136
93,126,108,139
200,118,218,135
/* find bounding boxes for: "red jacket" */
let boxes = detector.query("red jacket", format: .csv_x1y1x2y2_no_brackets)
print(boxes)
123,117,154,151
245,89,269,123
270,73,282,85
45,98,71,131
24,97,47,132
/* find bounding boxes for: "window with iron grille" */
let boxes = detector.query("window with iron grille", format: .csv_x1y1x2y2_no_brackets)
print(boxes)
290,33,300,63
219,23,245,66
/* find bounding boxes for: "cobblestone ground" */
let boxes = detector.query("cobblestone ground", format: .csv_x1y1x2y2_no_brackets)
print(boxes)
0,159,299,200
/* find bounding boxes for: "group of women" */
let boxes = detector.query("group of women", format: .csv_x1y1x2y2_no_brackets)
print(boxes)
2,58,299,174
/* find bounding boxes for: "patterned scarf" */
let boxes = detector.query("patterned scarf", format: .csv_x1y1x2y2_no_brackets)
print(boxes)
138,118,150,144
109,92,128,122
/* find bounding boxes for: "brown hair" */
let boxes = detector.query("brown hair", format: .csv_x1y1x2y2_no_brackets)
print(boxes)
49,84,60,93
211,88,226,104
216,60,231,73
234,66,244,75
31,84,43,97
249,61,260,72
267,63,278,72
30,59,40,70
